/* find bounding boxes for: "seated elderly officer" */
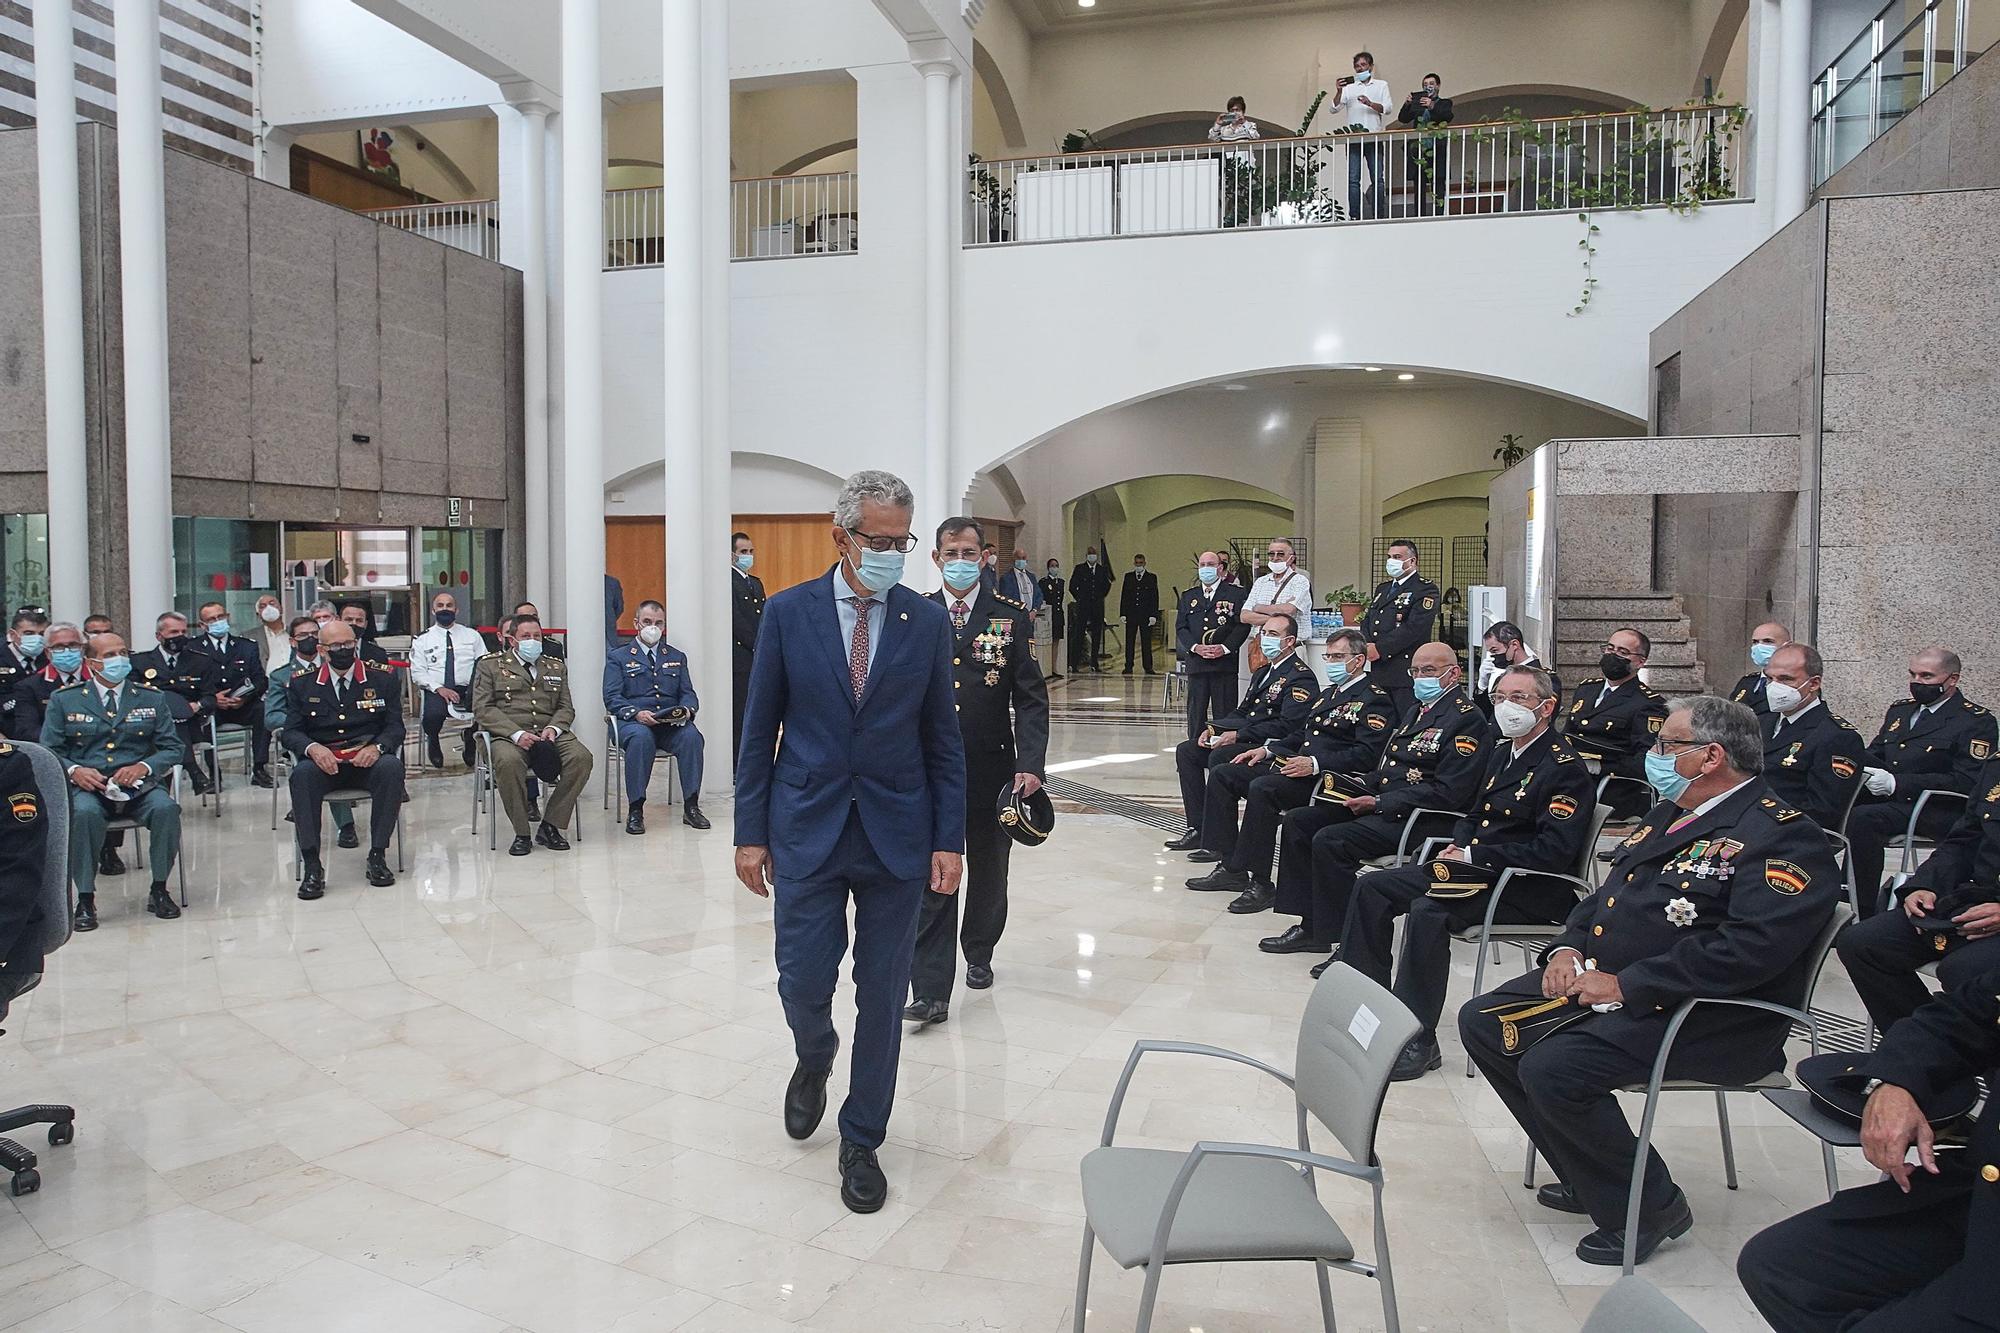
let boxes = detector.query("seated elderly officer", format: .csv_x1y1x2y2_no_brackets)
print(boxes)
40,632,185,930
1184,628,1398,913
1163,612,1318,852
602,599,709,835
1836,752,2000,1032
1757,642,1865,829
1460,695,1838,1267
1341,665,1596,1080
1262,640,1488,972
474,615,594,856
1842,646,1996,916
1564,626,1669,817
281,618,405,899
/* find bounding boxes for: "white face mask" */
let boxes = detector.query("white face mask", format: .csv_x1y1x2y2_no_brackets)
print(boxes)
1493,700,1541,739
1385,557,1405,578
1764,680,1806,715
638,624,664,646
1266,560,1289,576
258,604,281,623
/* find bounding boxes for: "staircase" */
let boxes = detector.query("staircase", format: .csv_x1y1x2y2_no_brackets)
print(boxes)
1554,592,1707,695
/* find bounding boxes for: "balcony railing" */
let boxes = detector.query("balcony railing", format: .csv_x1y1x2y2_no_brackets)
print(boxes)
604,172,859,270
362,200,500,261
966,106,1748,246
1812,0,1995,182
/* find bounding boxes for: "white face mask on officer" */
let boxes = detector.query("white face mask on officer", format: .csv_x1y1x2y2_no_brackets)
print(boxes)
1764,679,1807,715
1493,699,1542,739
637,624,664,647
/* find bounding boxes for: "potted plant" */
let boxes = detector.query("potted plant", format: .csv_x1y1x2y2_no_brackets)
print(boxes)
1493,432,1529,468
1330,585,1365,625
967,153,1012,242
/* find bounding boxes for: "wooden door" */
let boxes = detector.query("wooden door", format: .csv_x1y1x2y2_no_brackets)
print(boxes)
734,514,836,597
605,518,665,634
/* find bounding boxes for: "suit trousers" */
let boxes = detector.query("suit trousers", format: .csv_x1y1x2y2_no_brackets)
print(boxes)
618,720,704,804
1224,772,1315,882
68,787,180,895
1197,757,1266,862
420,691,477,760
490,733,593,835
732,665,753,762
774,806,926,1149
912,758,1013,1002
290,756,404,855
1184,669,1240,742
1176,739,1256,831
1274,803,1360,942
1123,618,1155,672
1737,1180,1977,1332
1076,612,1105,669
1834,910,2000,1031
1844,797,1962,917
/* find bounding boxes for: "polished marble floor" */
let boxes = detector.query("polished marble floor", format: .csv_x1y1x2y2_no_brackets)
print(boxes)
0,674,1870,1331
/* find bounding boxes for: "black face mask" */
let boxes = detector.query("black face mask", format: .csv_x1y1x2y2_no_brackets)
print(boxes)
1909,681,1946,706
163,634,188,654
326,646,357,671
435,609,456,627
1599,652,1634,681
295,635,319,659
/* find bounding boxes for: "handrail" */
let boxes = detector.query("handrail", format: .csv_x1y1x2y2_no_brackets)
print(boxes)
1811,0,1993,182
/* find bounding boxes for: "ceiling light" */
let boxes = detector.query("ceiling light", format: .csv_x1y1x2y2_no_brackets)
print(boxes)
1364,366,1382,373
1397,372,1416,381
1077,0,1095,7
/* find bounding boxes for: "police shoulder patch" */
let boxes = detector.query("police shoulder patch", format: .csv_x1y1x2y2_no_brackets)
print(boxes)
1973,739,1992,760
8,791,36,822
1547,794,1579,820
1453,735,1480,755
1647,715,1663,733
1830,755,1857,780
1290,687,1310,702
1764,859,1810,895
1421,596,1437,611
1365,714,1388,729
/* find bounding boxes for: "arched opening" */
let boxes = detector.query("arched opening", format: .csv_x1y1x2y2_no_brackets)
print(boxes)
1086,109,1301,151
1448,84,1644,123
770,140,859,177
973,39,1028,152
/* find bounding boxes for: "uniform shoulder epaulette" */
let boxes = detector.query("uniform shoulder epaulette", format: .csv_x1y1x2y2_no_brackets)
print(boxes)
993,592,1026,611
1638,682,1665,697
1967,702,1990,716
1758,794,1805,822
0,741,12,755
1831,714,1860,732
1549,742,1580,762
1576,676,1606,690
1455,695,1475,711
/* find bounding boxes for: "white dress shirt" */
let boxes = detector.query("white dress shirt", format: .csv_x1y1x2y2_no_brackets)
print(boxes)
1339,77,1393,132
1245,568,1315,631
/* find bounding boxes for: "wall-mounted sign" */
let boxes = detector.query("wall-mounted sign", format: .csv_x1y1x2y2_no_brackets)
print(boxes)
447,497,466,528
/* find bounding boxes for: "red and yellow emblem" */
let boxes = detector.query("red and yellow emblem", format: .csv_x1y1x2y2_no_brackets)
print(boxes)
1547,794,1579,821
1764,859,1810,896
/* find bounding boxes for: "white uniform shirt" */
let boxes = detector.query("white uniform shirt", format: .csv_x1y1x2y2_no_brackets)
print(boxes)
409,623,489,694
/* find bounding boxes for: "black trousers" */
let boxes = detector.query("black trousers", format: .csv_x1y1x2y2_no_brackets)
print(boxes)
1274,803,1359,942
1342,864,1576,1036
290,754,404,856
1737,1178,1978,1332
420,691,476,760
732,664,753,762
1123,619,1154,672
1175,738,1254,831
1184,669,1239,742
1220,772,1314,880
1845,797,1961,917
1198,757,1263,862
1835,910,2000,1031
211,706,270,768
1075,611,1105,668
911,759,1014,1003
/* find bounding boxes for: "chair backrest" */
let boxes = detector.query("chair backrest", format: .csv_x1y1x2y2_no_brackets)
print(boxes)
1832,777,1865,841
17,742,72,959
1797,901,1853,1013
1572,803,1614,884
1580,1275,1706,1332
1294,963,1422,1165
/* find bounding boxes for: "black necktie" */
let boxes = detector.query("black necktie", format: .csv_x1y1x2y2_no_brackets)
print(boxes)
444,634,457,689
335,676,346,706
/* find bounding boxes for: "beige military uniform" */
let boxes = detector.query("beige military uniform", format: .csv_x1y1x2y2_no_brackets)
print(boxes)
472,650,595,835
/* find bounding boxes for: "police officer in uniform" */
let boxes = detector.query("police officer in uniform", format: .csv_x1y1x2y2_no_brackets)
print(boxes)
281,618,405,899
0,609,49,740
1163,613,1318,852
0,734,48,976
1069,547,1113,672
1726,621,1791,718
1359,538,1441,713
604,599,709,834
730,532,766,762
13,622,90,745
1262,641,1488,972
1175,550,1250,742
196,600,272,788
1842,646,1996,916
473,615,594,855
266,617,358,848
1757,642,1865,829
131,612,220,796
903,520,1049,1025
1459,695,1838,1267
1341,664,1595,1079
41,633,185,929
1037,558,1066,681
1564,626,1670,817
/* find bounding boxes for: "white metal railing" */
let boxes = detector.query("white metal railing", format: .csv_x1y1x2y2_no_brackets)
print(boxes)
966,106,1748,246
362,200,500,261
1811,0,1995,182
603,172,859,269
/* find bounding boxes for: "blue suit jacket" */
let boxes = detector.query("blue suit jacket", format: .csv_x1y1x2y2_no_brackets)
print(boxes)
602,639,697,721
735,568,967,882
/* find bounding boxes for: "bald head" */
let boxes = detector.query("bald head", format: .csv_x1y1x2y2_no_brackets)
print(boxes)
1751,622,1790,647
1412,641,1460,696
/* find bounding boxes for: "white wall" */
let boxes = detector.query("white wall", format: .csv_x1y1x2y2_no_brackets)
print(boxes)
263,0,504,130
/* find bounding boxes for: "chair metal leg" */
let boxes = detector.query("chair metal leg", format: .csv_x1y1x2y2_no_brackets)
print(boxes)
1522,1140,1536,1189
1622,1086,1667,1275
1315,1260,1337,1333
395,810,406,873
1820,1141,1839,1200
175,833,188,907
1133,1262,1162,1333
1466,927,1495,1080
1373,1192,1399,1333
1714,1089,1739,1190
1072,1224,1095,1333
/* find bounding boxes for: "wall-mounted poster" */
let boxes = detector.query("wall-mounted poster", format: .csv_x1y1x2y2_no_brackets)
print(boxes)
360,128,401,182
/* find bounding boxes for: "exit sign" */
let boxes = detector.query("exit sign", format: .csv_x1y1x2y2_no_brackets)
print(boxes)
446,497,466,528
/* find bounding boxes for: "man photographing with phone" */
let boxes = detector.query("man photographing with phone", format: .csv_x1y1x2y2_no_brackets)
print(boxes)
1337,51,1392,218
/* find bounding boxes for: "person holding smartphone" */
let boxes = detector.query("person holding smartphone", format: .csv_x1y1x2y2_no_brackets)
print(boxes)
1336,51,1392,218
1207,95,1260,144
1397,72,1454,215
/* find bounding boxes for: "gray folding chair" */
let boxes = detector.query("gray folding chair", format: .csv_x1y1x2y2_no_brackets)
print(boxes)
1074,963,1419,1333
0,742,78,1196
291,785,405,877
1580,1275,1707,1332
1819,779,1867,919
1881,788,1968,908
103,766,189,908
473,731,583,851
602,716,677,821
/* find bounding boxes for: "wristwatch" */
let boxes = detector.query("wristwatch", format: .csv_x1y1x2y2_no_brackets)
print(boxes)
1862,1078,1884,1097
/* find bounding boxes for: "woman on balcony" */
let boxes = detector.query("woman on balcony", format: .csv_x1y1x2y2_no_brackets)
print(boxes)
1209,96,1262,226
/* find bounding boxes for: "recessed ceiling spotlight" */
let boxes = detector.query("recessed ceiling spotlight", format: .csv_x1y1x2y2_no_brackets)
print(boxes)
1397,372,1416,381
1077,0,1096,7
1364,366,1382,373
1219,382,1248,391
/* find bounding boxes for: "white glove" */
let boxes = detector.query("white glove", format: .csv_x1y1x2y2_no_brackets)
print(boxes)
1863,766,1895,797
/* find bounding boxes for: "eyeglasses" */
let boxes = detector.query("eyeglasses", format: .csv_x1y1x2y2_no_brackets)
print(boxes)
1651,737,1710,755
1492,692,1543,708
847,528,918,554
1410,665,1453,679
1602,643,1642,660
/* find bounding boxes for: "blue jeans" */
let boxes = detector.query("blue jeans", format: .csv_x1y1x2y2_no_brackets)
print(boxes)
772,807,926,1148
1348,140,1385,219
617,719,704,803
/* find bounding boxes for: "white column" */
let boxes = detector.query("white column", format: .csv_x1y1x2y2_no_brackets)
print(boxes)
113,0,174,631
517,102,553,607
697,0,733,788
34,0,91,621
918,58,957,532
1749,0,1784,235
560,0,605,755
1775,0,1813,222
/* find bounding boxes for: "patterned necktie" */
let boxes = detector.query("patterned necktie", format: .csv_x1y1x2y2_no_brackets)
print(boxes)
952,600,969,632
848,598,875,701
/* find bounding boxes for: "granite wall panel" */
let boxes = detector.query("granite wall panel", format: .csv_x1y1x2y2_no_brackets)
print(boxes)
164,149,254,484
443,248,508,500
245,185,342,489
1821,42,2000,197
332,213,384,496
0,130,47,488
376,229,450,500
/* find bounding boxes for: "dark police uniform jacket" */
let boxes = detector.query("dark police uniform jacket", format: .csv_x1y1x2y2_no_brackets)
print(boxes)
1347,683,1488,821
1562,676,1669,779
197,633,267,711
130,646,219,723
280,661,406,758
1429,729,1597,890
0,645,46,739
928,588,1049,778
1760,703,1865,829
1038,574,1066,640
1175,583,1249,675
40,681,184,779
1269,672,1398,775
1497,781,1838,1076
11,664,88,743
0,743,48,976
732,569,766,674
1358,574,1441,687
1210,653,1320,748
1902,757,2000,908
1862,691,1997,801
1070,563,1112,618
604,639,698,725
1728,672,1773,717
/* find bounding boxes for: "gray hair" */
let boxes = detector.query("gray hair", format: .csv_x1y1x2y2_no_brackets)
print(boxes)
155,610,187,631
834,470,915,531
1670,695,1763,774
1325,627,1368,656
306,600,337,617
45,621,81,640
1498,664,1556,702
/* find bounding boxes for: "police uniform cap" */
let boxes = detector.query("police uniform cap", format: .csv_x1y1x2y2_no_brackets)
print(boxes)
995,783,1055,847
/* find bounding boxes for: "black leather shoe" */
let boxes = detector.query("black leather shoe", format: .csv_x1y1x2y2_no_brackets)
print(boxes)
147,885,181,919
1259,925,1325,954
298,864,326,900
509,836,533,857
1185,865,1247,891
366,851,396,887
188,769,215,797
1596,847,1619,863
536,822,570,851
785,1053,835,1140
426,742,445,769
1536,1182,1589,1215
965,963,993,990
525,801,541,824
1575,1189,1693,1266
1389,1034,1441,1082
1308,953,1338,979
72,896,98,932
336,825,360,849
1227,882,1276,914
838,1140,887,1213
97,847,126,877
1162,830,1201,851
903,998,949,1028
251,767,275,789
1184,848,1220,864
682,801,711,830
625,805,646,835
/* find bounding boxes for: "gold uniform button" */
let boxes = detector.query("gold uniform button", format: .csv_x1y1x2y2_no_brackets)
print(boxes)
1983,1164,1999,1183
1592,925,1604,936
1605,897,1616,907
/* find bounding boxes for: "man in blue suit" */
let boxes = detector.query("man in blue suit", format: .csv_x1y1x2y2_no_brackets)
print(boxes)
735,469,966,1215
603,598,709,834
